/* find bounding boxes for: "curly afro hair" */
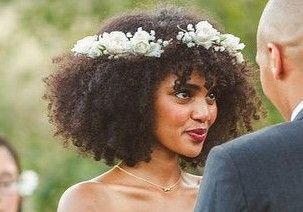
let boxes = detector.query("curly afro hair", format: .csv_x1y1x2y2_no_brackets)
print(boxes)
44,6,263,168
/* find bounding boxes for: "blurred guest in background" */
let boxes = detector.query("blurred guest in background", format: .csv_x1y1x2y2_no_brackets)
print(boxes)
0,137,22,212
0,137,39,212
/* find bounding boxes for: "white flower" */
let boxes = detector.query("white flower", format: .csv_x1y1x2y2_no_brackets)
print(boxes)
163,40,171,47
87,40,105,58
132,41,151,54
18,170,39,196
194,21,220,48
182,32,194,43
188,31,197,39
195,21,214,31
71,28,168,59
177,21,220,50
196,22,219,38
177,21,245,64
145,42,163,57
187,24,194,31
220,34,245,52
176,31,184,40
132,27,154,42
157,39,163,44
100,31,131,55
187,42,196,48
150,30,155,36
195,33,214,49
235,52,244,64
219,34,245,64
214,46,225,52
130,28,155,54
71,35,98,55
71,23,246,62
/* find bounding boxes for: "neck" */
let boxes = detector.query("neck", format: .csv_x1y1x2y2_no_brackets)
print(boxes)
275,66,303,121
120,145,181,185
283,85,303,121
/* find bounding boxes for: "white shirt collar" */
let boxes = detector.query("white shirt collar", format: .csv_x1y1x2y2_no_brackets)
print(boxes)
291,101,303,121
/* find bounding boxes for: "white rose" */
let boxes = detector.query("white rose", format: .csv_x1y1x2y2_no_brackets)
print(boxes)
87,41,105,58
194,21,220,49
195,21,214,31
133,28,153,41
195,32,215,49
221,34,245,52
195,21,219,38
71,35,98,55
131,28,158,55
101,31,130,54
132,41,151,54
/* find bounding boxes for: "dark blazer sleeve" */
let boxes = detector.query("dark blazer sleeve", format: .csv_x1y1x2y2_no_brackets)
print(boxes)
194,145,247,212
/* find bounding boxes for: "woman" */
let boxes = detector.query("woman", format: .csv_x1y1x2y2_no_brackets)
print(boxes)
44,6,262,211
0,137,22,212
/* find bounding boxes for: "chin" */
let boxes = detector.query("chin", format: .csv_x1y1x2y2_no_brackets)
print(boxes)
181,148,203,158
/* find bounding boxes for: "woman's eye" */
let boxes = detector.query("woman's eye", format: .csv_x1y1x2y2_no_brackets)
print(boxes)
175,90,191,99
206,93,216,105
0,180,15,188
0,180,18,194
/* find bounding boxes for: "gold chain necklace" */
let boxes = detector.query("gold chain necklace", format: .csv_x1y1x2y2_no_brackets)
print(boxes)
114,165,182,192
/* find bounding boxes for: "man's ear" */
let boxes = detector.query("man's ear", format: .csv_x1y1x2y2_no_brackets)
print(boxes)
267,43,283,80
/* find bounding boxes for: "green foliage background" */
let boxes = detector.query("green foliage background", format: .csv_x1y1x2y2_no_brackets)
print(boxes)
0,0,282,211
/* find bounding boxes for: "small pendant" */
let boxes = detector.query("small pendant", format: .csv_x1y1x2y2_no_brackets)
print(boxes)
163,187,173,192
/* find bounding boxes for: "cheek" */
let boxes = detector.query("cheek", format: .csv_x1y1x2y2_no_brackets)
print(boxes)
161,104,190,126
210,105,218,125
0,194,20,212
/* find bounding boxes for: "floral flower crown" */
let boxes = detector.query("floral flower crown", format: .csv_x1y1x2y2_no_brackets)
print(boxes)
71,21,245,64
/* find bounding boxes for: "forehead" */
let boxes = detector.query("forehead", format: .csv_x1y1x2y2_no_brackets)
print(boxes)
0,147,18,177
160,71,206,87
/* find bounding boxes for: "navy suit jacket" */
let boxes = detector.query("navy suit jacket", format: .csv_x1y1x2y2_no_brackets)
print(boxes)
195,110,303,212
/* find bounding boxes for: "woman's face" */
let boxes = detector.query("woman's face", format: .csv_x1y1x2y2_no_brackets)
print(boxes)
0,147,20,212
153,71,217,158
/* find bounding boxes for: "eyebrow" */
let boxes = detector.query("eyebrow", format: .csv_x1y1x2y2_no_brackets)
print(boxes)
182,83,201,91
0,172,14,179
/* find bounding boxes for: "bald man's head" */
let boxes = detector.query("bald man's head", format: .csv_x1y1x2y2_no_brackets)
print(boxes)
258,0,303,54
257,0,303,120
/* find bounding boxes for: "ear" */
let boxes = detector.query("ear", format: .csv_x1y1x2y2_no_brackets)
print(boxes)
267,43,283,80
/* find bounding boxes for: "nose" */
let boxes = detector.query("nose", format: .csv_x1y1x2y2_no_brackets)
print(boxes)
191,99,211,123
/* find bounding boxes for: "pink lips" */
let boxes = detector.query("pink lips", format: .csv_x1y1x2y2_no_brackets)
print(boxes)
186,128,208,143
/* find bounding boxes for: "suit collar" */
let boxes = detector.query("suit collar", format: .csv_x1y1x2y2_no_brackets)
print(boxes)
294,109,303,121
291,101,303,121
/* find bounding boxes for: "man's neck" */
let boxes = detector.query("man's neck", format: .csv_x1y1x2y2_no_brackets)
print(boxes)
278,76,303,121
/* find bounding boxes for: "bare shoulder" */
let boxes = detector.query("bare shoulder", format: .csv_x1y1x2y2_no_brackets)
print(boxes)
57,181,111,212
182,172,202,188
